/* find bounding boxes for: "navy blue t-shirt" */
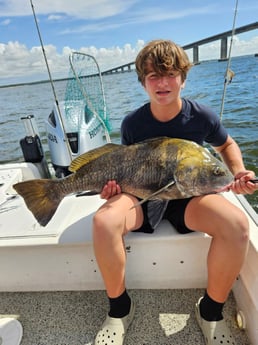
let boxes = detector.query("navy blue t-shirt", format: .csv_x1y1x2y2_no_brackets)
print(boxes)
121,98,228,147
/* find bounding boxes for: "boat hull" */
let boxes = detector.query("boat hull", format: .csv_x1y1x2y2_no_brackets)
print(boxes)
0,163,257,344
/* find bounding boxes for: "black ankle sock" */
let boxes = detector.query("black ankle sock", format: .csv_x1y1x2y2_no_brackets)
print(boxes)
199,291,224,321
108,290,131,318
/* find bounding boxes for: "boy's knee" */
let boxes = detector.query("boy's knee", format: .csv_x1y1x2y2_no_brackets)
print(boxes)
93,208,123,235
237,212,249,242
93,210,106,230
229,210,249,245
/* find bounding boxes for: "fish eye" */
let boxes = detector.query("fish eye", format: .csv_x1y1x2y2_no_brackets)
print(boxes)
213,166,223,176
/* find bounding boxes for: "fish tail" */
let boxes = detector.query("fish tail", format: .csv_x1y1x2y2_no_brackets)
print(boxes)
13,179,62,226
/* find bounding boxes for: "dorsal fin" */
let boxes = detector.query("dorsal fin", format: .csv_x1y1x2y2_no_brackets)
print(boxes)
69,143,121,172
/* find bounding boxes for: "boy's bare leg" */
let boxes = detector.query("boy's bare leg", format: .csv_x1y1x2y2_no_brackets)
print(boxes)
185,194,249,303
93,193,144,298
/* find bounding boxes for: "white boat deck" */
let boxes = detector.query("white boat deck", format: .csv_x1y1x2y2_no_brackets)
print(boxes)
0,289,250,345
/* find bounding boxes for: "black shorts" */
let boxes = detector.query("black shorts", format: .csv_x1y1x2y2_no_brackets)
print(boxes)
134,198,194,234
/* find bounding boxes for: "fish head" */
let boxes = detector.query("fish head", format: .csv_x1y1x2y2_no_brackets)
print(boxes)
174,145,233,197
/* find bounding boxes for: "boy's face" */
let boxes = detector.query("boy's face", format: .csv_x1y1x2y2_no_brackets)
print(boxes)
143,63,185,106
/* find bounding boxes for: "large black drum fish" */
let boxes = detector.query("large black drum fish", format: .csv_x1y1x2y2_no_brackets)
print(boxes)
13,137,233,226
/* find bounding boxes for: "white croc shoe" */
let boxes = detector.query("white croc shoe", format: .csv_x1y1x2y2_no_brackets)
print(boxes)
94,301,135,345
195,298,236,345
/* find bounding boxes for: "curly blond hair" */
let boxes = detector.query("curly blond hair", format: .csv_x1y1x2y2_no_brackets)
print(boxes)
135,39,192,84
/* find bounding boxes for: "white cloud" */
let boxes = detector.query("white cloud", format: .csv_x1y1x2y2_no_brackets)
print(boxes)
0,1,236,24
0,0,139,19
231,35,258,56
129,5,213,23
60,22,122,35
0,36,257,86
0,39,144,84
47,14,65,21
58,5,214,36
191,35,258,61
0,18,11,25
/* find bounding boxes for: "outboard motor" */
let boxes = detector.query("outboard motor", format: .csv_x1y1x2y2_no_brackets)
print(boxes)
45,100,107,178
45,102,74,178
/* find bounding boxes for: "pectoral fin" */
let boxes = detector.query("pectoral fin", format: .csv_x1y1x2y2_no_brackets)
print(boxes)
132,180,176,208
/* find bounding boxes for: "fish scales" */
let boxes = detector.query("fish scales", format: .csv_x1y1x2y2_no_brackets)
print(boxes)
68,141,174,195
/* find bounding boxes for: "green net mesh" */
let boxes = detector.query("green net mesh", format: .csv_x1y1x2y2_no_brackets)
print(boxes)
64,52,111,136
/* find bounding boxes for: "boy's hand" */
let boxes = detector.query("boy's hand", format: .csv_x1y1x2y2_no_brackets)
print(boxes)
230,171,257,194
100,180,122,200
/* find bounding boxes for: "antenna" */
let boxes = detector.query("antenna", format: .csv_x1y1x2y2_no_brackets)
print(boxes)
29,0,72,160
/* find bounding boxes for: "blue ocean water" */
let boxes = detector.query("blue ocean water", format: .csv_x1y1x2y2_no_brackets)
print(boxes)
0,55,257,211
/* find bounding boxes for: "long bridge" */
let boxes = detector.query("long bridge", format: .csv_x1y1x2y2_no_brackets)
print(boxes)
102,21,258,74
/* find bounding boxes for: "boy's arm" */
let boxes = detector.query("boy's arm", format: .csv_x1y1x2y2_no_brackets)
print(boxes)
214,135,257,194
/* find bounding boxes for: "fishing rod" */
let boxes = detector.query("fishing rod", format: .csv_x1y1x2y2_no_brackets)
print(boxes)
29,0,72,161
219,0,238,121
219,1,258,187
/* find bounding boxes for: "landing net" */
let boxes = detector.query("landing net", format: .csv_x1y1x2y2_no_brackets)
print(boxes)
64,52,111,142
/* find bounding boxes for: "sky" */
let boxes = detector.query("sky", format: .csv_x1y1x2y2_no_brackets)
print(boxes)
0,0,257,85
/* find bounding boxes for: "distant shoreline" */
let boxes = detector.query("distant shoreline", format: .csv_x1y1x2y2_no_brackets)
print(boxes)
0,53,256,89
0,76,68,89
